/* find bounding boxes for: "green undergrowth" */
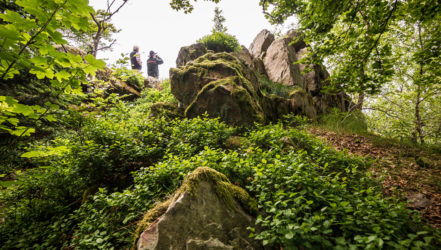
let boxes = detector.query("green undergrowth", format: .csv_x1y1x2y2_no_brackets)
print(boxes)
319,108,368,134
258,75,293,99
1,83,440,249
317,108,441,156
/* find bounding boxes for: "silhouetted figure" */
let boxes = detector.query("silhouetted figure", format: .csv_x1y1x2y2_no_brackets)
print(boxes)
147,50,163,78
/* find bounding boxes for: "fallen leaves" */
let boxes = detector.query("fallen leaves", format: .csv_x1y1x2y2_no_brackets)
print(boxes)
308,126,441,229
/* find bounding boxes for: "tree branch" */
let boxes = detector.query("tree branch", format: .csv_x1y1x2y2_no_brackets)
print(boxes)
363,0,398,61
363,107,401,119
1,0,68,80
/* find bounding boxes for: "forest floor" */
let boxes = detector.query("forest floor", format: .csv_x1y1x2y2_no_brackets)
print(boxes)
308,126,441,229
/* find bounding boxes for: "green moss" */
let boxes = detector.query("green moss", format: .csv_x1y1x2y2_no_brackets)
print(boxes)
184,77,264,124
175,167,257,213
132,199,172,250
289,87,306,97
132,167,257,249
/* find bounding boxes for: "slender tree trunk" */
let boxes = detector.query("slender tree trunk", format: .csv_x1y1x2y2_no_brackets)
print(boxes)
415,83,424,144
414,23,425,144
356,93,364,110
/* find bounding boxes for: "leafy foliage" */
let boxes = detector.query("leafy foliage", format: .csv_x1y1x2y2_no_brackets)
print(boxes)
0,0,105,136
212,7,227,33
197,31,241,53
320,108,368,134
258,75,293,98
2,91,440,248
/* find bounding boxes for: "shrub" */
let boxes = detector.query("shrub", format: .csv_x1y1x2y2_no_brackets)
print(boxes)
197,31,241,53
258,75,292,98
111,68,144,89
320,108,368,133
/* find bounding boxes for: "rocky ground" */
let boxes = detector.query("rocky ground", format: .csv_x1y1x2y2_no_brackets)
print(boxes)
308,126,441,229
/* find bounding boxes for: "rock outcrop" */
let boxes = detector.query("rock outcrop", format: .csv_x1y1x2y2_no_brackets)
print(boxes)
249,29,274,59
94,67,147,100
144,76,162,89
168,29,349,125
263,37,306,88
136,167,264,250
170,53,265,125
176,43,208,67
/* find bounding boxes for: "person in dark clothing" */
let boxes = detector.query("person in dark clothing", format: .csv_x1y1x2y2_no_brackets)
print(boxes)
147,50,163,78
130,46,142,70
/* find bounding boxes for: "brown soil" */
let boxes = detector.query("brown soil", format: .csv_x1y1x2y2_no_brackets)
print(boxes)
308,127,441,229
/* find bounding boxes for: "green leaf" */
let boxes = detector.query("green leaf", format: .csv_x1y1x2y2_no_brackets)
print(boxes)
45,115,56,122
15,104,34,116
55,70,70,81
84,54,106,68
285,232,294,239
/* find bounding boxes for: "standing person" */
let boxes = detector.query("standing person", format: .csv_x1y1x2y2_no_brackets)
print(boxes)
130,45,142,70
147,50,163,78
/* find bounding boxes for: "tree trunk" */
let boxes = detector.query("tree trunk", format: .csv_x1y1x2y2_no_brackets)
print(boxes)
414,23,425,144
414,83,424,144
356,93,364,110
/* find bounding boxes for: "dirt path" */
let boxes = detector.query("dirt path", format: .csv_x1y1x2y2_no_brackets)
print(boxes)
308,127,441,229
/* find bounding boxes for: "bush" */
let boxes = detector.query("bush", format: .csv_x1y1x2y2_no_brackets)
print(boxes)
320,108,368,133
2,80,440,249
197,31,241,53
111,68,144,89
259,75,292,98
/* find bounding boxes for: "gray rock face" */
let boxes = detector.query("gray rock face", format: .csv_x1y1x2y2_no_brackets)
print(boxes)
176,43,208,67
286,29,307,51
136,167,264,250
234,46,266,76
249,29,274,59
256,29,348,114
263,37,306,88
144,76,161,89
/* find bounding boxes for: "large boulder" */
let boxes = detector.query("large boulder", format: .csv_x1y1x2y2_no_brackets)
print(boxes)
170,52,264,125
144,76,162,89
249,29,274,59
176,43,208,67
94,67,143,100
234,46,266,77
253,29,349,114
263,37,306,88
136,167,265,250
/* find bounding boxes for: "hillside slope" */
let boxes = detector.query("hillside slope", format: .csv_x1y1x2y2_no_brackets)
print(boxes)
309,127,441,229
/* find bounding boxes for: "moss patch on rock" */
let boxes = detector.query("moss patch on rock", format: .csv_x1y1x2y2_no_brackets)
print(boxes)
149,102,183,119
132,167,257,249
175,167,257,213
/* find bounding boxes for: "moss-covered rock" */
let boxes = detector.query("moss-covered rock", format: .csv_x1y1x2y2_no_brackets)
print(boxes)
170,52,264,125
170,32,349,125
149,102,183,119
134,167,263,250
175,43,207,67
